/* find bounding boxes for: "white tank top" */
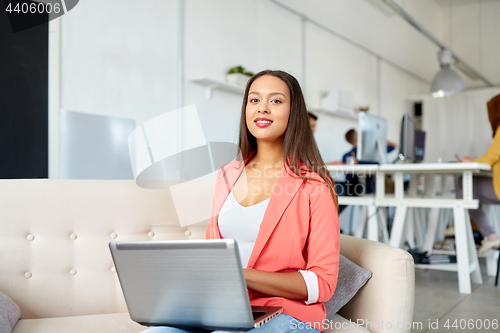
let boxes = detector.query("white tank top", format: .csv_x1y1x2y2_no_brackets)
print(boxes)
217,186,319,304
218,187,270,268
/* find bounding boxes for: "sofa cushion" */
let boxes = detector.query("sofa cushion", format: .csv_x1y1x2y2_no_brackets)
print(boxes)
11,313,144,333
324,254,372,318
0,290,21,333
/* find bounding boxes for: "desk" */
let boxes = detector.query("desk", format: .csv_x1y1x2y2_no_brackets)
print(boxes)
377,162,492,294
328,162,492,294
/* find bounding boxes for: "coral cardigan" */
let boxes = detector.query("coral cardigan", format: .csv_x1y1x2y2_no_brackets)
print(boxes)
206,154,340,327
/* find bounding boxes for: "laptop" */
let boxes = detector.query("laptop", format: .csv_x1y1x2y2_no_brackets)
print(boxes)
109,239,283,330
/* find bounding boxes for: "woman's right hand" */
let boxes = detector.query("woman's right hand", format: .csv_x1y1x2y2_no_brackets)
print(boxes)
458,156,474,162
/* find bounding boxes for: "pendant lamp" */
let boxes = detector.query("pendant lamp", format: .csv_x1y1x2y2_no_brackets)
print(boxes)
430,48,465,98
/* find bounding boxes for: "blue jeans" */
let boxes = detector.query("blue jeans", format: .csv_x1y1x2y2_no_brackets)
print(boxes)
141,314,320,333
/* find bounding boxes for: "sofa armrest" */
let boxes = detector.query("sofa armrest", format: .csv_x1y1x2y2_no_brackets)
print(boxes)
338,235,415,333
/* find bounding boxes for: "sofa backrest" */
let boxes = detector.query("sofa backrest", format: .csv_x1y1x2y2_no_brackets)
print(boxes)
0,180,207,319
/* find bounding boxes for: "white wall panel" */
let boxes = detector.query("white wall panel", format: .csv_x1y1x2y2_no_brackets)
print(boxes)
56,0,497,176
60,0,178,124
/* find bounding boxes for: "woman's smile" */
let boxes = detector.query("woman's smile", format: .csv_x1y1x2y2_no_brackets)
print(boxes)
254,117,273,128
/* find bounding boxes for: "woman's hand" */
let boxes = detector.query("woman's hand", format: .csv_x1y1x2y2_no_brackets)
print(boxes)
458,156,474,162
243,268,308,301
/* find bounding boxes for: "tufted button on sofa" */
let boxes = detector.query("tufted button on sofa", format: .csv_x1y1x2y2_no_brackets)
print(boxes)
0,180,414,333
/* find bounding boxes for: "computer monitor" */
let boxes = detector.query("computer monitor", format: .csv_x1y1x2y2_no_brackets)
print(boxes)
357,112,387,163
414,130,426,162
398,113,416,162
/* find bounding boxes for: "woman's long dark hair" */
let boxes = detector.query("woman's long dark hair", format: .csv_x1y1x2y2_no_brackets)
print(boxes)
237,69,338,210
487,94,500,138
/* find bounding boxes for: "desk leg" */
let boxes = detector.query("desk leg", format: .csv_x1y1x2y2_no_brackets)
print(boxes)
406,208,416,249
378,207,389,244
394,172,404,200
454,204,482,294
390,203,408,248
376,171,385,201
367,203,379,242
355,206,368,238
415,208,426,248
462,171,473,202
453,204,471,294
465,209,482,285
422,208,440,254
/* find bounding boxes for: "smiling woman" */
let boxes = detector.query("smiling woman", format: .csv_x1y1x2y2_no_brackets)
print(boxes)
143,70,340,333
217,70,340,331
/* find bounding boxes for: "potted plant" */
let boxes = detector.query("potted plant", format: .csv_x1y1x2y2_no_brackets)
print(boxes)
226,66,254,86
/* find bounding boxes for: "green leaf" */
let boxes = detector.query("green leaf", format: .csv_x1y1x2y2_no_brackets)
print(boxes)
227,66,252,75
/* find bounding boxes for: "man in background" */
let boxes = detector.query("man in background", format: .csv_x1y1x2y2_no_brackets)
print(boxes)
342,128,397,194
308,112,317,134
342,128,398,164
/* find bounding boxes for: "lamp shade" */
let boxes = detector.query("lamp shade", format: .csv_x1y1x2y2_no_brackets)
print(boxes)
430,49,465,98
430,67,465,98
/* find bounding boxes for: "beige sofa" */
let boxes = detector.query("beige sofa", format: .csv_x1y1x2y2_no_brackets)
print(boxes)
0,180,414,333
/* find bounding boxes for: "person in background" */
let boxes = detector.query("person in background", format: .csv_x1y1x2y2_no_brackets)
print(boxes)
341,129,398,164
341,128,398,194
457,94,500,254
308,112,317,134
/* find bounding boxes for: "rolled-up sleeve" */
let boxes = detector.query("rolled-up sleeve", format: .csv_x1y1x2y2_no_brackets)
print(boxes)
299,270,319,304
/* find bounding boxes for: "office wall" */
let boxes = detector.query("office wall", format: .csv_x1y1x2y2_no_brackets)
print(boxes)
439,0,500,87
279,0,445,83
380,61,429,142
183,0,302,146
273,0,445,161
60,0,179,124
421,87,500,163
56,0,445,175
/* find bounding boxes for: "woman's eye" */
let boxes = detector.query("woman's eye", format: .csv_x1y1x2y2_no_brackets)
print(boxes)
250,98,259,103
271,99,282,104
